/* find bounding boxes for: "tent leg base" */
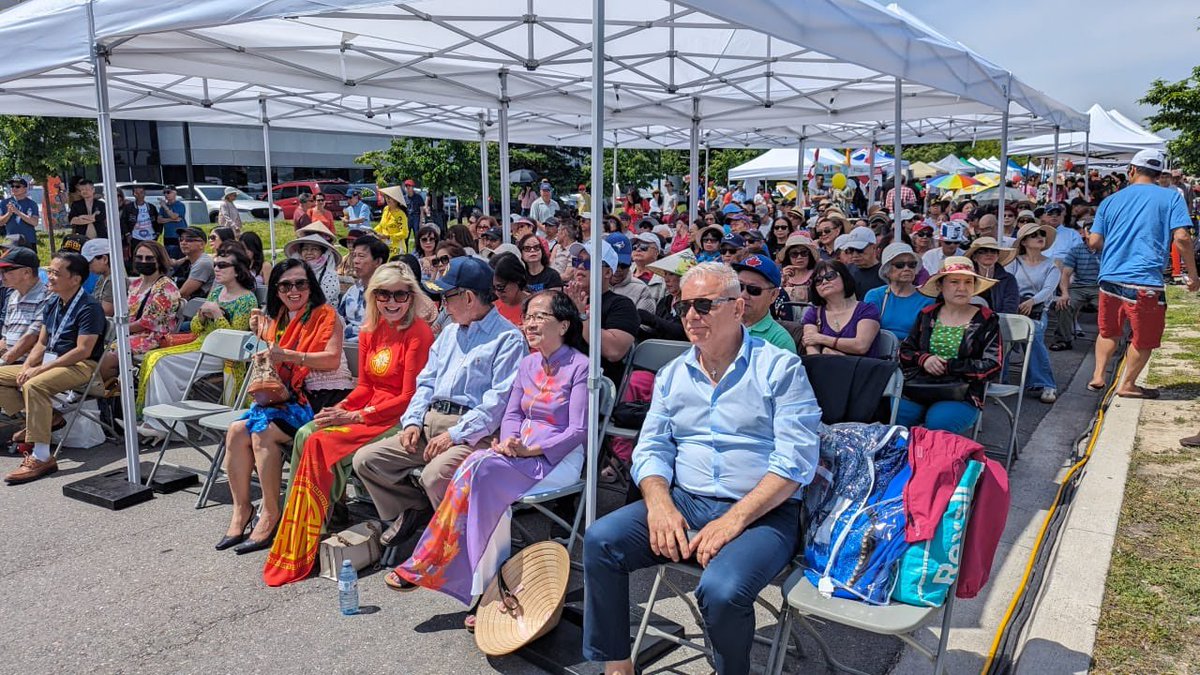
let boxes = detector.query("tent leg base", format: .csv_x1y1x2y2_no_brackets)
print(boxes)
62,469,155,510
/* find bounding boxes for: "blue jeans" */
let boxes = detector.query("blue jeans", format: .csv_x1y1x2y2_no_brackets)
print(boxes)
896,398,979,435
582,486,800,675
1026,311,1056,390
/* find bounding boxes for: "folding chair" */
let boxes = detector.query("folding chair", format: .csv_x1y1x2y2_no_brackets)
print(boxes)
512,377,615,556
876,329,900,360
971,313,1034,468
141,329,260,488
882,367,903,426
765,490,982,675
780,301,811,323
344,342,359,379
51,319,118,457
601,339,691,444
254,285,268,306
178,297,205,323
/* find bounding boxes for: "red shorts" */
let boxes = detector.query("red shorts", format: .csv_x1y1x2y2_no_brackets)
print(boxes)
1098,285,1166,350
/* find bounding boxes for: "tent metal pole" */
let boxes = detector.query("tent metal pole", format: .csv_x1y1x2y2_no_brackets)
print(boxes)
1050,126,1060,203
182,121,195,191
997,84,1011,228
612,139,619,215
689,98,700,225
867,131,877,208
892,77,903,242
1083,131,1091,201
478,113,490,217
92,42,141,485
796,129,807,208
704,143,710,208
498,70,511,239
585,0,605,529
260,97,277,262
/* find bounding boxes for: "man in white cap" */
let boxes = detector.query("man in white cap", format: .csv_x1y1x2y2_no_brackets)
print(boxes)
81,238,115,317
565,238,638,384
1087,149,1199,402
630,231,666,304
842,225,884,300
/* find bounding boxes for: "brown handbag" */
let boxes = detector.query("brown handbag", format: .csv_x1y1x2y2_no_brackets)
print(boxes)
246,316,291,406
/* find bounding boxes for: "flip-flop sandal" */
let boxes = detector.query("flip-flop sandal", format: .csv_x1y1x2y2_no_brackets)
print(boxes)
463,613,476,633
1086,382,1106,392
384,570,420,592
1049,342,1072,351
1118,388,1160,400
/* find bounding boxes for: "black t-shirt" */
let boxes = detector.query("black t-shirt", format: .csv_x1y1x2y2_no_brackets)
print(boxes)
597,290,640,384
527,267,563,293
850,263,885,301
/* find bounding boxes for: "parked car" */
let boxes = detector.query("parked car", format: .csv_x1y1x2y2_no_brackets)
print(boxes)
265,179,351,220
175,184,283,223
95,182,167,200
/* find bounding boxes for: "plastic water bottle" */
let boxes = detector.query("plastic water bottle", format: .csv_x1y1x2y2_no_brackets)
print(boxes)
338,560,359,615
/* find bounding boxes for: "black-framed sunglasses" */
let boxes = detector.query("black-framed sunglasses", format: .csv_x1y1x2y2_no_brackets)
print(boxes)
277,279,310,293
700,236,721,244
373,288,413,303
773,225,791,231
677,297,735,316
720,247,739,255
739,282,772,297
912,230,932,238
571,257,591,270
815,271,840,284
520,244,542,253
213,261,234,269
433,255,452,267
315,197,326,203
974,248,1000,256
890,260,919,270
420,234,439,242
631,242,655,252
788,248,811,259
816,228,837,237
441,289,467,301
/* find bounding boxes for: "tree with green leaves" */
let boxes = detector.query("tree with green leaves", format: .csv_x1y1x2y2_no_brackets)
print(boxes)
1141,65,1200,175
0,115,98,248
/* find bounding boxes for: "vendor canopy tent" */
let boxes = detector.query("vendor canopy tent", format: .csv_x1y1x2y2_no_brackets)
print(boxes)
0,0,1087,136
727,147,909,180
1009,104,1167,158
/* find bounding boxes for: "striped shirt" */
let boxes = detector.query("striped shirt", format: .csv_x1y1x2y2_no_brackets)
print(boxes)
2,281,51,349
1062,242,1101,287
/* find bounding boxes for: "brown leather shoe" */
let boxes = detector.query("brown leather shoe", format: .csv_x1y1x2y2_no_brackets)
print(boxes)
1181,433,1200,449
5,454,58,484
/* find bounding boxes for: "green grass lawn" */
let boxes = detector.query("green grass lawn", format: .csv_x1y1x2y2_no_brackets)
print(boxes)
1092,285,1200,673
34,220,298,263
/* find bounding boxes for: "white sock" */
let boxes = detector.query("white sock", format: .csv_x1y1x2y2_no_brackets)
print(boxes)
31,443,51,462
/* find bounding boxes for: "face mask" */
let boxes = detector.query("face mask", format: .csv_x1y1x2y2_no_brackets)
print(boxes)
134,261,158,276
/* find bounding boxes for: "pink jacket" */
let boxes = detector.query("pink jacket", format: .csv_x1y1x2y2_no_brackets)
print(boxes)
904,427,1011,600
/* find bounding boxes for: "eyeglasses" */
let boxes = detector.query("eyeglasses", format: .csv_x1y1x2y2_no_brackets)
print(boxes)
974,248,999,256
133,255,157,263
520,244,542,253
720,247,739,255
773,225,791,231
912,231,932,238
433,255,452,267
677,296,735,316
523,311,557,324
815,271,840,284
315,198,326,203
1024,233,1046,240
277,279,310,293
739,282,772,297
420,235,438,242
1018,218,1036,224
631,242,656,252
373,288,413,303
700,236,721,244
788,248,811,259
442,289,466,301
816,228,837,237
571,257,591,270
213,261,234,269
890,260,919,270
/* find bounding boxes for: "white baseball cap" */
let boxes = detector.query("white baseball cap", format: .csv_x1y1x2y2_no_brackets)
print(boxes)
1130,149,1166,172
81,238,110,261
568,239,619,273
841,226,877,251
899,209,917,222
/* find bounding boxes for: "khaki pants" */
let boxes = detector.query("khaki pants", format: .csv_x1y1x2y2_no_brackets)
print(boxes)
352,410,491,522
0,360,97,445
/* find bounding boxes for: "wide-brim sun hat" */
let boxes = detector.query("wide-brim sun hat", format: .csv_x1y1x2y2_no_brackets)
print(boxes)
964,236,1017,267
284,233,342,265
878,242,920,281
919,256,996,298
1014,221,1056,251
693,225,724,246
475,542,570,656
780,233,819,262
295,222,337,243
647,249,697,277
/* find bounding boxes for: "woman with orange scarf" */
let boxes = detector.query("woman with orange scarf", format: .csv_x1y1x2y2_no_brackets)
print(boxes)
264,264,434,585
216,259,351,555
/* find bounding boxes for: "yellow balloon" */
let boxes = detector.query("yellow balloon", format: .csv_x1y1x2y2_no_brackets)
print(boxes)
831,173,847,190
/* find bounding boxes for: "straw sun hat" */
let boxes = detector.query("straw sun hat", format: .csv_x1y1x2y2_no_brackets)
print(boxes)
964,236,1017,266
1014,221,1056,251
474,542,570,656
919,256,996,298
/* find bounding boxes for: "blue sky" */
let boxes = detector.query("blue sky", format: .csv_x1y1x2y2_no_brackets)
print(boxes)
900,1,1198,124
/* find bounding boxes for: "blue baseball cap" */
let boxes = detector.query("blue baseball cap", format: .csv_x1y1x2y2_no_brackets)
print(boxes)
720,232,746,249
721,203,743,215
605,232,632,266
429,256,494,294
732,254,782,288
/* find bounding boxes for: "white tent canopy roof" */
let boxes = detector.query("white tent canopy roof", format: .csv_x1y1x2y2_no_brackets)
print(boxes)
0,0,1086,137
727,147,907,180
1009,104,1166,158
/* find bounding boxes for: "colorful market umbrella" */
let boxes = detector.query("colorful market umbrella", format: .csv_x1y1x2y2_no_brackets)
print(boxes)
776,182,798,200
926,174,980,190
973,172,1002,187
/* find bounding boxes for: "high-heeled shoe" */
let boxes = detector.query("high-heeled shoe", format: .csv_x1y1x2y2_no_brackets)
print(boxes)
234,518,279,555
215,511,255,551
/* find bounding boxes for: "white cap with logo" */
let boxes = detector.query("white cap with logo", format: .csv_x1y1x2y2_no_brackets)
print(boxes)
81,238,110,262
1130,149,1166,172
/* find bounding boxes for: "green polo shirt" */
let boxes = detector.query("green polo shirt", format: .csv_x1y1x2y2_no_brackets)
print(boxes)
749,314,797,354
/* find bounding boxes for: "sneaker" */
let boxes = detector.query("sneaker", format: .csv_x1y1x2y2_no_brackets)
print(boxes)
136,423,167,441
4,454,58,484
1040,388,1058,404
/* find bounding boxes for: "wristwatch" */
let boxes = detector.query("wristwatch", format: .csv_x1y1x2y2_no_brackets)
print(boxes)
579,311,589,322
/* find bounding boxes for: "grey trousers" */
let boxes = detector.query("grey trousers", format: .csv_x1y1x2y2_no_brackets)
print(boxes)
1051,285,1100,344
351,410,489,522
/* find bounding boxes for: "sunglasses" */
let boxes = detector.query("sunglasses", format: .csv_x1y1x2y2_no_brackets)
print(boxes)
433,255,452,267
700,236,721,244
720,247,740,255
739,282,772,297
213,261,234,269
912,230,932,238
816,228,838,237
631,242,656,252
315,198,326,203
677,297,735,316
974,248,999,256
788,248,811,258
1018,218,1036,224
571,257,591,270
815,271,840,284
420,235,438,242
890,260,919,270
773,225,791,231
277,279,310,293
373,288,413,303
520,244,542,253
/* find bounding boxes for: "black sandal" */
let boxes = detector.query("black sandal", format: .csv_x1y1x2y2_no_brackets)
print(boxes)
1049,341,1072,351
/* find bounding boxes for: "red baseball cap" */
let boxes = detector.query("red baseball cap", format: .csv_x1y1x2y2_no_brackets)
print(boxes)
403,179,416,187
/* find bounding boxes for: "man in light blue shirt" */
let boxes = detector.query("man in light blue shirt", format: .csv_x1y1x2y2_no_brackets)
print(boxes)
343,189,372,231
583,262,821,675
354,256,527,545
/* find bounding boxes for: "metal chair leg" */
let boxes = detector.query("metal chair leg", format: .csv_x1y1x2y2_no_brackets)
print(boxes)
196,439,228,508
932,593,956,675
631,566,666,661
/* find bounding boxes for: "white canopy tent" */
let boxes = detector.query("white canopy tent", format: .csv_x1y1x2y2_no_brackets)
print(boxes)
0,0,1086,526
1010,104,1166,158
